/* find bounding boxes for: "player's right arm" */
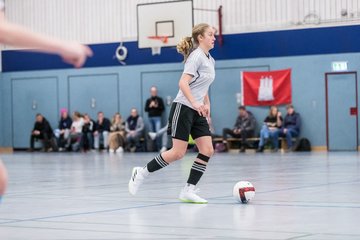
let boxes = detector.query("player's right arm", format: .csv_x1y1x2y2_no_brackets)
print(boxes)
0,11,92,68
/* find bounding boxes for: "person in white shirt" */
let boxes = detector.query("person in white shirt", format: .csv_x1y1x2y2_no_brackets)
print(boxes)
65,112,84,151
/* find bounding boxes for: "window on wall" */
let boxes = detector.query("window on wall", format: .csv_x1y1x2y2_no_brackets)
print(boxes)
196,0,360,34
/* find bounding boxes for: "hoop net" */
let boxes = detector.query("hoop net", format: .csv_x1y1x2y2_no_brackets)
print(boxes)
147,36,169,55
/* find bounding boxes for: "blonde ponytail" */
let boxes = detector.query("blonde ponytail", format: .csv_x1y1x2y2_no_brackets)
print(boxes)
176,23,211,62
176,37,193,62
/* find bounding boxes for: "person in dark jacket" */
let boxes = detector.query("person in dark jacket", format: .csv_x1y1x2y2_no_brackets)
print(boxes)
280,104,301,150
144,86,165,151
222,106,256,152
55,108,72,150
29,113,57,152
93,111,111,150
144,86,165,131
81,113,96,151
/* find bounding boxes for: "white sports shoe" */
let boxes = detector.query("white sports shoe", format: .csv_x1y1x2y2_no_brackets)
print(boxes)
109,149,115,153
148,132,156,140
179,184,208,204
116,146,124,153
128,167,146,195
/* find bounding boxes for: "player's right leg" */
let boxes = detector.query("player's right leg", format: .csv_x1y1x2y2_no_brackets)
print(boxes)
0,160,8,203
128,139,187,196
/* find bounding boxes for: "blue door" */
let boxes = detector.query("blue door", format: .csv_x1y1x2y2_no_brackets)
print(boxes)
12,77,58,148
68,74,119,120
326,73,358,151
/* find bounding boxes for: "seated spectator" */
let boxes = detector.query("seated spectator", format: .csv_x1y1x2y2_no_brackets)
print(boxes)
257,106,283,152
80,113,95,151
125,108,144,152
148,124,169,153
65,112,84,152
280,104,301,151
222,106,256,152
54,108,72,151
93,112,111,151
108,112,126,153
29,113,57,152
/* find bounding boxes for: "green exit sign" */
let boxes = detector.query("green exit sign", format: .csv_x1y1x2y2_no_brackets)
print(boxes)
332,61,348,72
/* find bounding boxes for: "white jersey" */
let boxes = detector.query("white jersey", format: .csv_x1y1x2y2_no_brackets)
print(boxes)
174,47,215,109
0,0,4,10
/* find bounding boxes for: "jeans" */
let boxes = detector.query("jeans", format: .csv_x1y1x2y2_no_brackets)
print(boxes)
258,125,280,149
126,132,142,151
80,132,94,150
156,124,169,148
94,131,109,149
149,116,162,150
222,128,254,149
281,128,299,148
30,133,57,150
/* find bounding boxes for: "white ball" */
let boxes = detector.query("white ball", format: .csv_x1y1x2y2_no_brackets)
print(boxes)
233,181,255,203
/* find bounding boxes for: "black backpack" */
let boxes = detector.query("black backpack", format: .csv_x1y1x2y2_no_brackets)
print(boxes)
294,138,311,152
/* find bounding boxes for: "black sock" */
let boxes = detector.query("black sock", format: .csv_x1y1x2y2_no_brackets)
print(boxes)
146,154,169,173
187,161,207,185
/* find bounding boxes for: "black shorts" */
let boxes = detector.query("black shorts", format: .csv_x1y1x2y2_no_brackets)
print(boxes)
167,102,211,142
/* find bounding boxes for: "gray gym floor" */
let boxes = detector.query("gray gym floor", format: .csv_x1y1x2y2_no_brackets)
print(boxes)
0,151,359,239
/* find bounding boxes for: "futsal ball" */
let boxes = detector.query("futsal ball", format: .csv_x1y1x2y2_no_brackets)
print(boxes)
233,181,255,204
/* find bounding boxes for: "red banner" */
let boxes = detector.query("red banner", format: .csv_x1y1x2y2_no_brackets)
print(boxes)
241,69,292,106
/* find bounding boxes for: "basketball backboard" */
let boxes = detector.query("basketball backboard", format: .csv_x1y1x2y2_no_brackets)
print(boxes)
137,0,193,49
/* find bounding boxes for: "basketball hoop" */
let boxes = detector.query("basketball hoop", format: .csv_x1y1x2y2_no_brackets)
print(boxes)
148,36,169,44
147,36,169,55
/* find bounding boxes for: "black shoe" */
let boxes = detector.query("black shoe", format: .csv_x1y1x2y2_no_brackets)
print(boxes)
256,147,264,153
239,148,246,153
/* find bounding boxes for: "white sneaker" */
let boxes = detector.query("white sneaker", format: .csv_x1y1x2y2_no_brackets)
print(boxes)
179,184,208,204
128,167,146,196
148,132,156,140
116,146,124,153
159,146,167,153
109,149,115,153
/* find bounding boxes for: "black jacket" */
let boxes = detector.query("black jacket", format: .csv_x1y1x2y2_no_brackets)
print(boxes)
33,118,54,138
95,118,111,132
234,112,256,132
144,96,165,117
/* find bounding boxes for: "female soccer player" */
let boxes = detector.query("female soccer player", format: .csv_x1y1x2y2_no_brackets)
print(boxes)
0,0,92,201
129,23,216,204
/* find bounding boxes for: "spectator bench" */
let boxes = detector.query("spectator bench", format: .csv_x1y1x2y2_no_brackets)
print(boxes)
212,137,297,152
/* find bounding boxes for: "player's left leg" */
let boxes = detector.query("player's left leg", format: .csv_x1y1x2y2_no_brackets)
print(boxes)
179,136,214,204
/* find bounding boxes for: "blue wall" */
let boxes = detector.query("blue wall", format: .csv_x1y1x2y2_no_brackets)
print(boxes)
1,25,360,148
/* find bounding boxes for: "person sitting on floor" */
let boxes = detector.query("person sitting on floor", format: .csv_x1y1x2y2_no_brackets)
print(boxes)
125,108,144,152
55,108,72,151
108,112,126,153
257,106,283,152
65,111,84,152
280,104,301,151
93,111,111,151
29,113,57,152
222,106,256,152
80,114,95,151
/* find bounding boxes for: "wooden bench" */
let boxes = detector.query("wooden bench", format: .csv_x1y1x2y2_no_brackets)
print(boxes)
213,137,296,151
